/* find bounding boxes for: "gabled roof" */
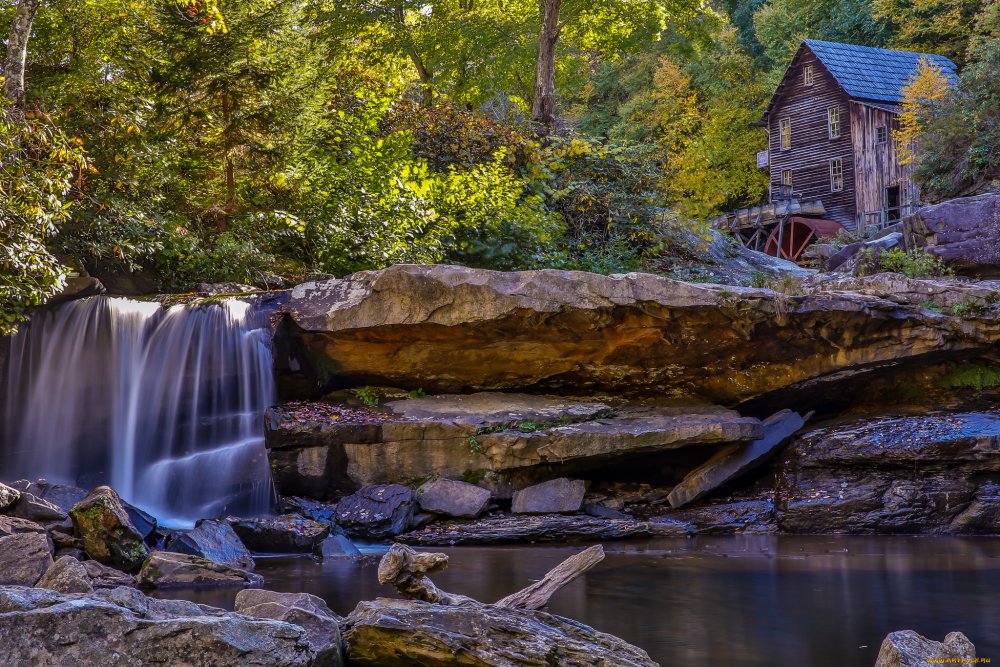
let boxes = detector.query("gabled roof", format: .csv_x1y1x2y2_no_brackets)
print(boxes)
804,39,957,104
762,40,958,121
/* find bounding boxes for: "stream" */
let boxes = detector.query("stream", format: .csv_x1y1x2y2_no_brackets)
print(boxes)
157,535,1000,667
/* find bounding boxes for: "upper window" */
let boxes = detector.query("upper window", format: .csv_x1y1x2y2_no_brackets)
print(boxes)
804,65,814,86
780,117,791,150
830,159,844,192
782,169,793,186
828,107,841,139
876,126,888,144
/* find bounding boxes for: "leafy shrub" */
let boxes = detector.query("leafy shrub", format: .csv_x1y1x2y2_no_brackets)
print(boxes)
1,107,88,332
874,247,953,279
386,102,533,172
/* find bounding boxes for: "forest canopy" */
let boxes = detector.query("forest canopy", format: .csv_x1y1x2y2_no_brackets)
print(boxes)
1,0,998,329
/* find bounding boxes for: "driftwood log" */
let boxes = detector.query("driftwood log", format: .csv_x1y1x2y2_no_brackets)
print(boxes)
378,543,605,610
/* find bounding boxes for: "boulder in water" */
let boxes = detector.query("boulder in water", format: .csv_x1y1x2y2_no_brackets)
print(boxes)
235,589,344,666
0,532,53,586
512,478,587,514
0,585,313,666
335,485,418,539
229,515,330,554
69,486,149,572
168,519,254,569
37,555,94,594
137,551,263,589
874,630,976,666
417,479,491,519
320,534,362,560
122,501,158,544
342,598,658,667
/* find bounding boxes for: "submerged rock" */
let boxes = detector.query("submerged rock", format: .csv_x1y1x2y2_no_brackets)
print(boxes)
229,515,330,554
399,513,663,545
69,486,149,572
168,519,255,568
874,630,976,667
512,478,587,514
335,485,418,540
342,597,659,667
0,532,53,586
417,479,491,519
0,585,313,666
319,534,362,560
137,551,263,589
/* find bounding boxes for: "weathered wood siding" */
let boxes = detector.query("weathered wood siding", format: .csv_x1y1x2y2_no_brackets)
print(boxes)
767,46,857,229
850,102,916,224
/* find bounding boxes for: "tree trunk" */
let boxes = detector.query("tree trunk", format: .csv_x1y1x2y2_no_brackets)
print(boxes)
394,3,433,106
220,92,235,233
530,0,561,133
3,0,42,104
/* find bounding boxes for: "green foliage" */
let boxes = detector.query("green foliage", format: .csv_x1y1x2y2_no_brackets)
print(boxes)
910,2,1000,198
935,363,1000,391
0,106,89,332
351,386,381,407
873,247,954,278
518,421,539,432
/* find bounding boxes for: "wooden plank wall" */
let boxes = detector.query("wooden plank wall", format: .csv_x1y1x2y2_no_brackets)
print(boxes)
850,102,917,222
767,47,858,230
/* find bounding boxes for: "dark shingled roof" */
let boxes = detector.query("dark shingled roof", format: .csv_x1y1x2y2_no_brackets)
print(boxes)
804,39,958,104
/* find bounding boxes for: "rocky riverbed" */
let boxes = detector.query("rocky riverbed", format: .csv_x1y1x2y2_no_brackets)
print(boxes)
3,261,1000,664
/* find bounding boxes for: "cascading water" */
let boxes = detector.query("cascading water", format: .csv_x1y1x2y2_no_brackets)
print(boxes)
2,295,276,527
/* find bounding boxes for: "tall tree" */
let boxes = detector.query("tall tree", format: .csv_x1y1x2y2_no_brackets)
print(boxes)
3,0,41,103
531,0,561,131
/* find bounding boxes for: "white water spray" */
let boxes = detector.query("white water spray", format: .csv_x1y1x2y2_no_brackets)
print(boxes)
2,296,275,527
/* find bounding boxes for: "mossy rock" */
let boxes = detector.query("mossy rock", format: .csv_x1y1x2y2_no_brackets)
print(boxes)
69,486,149,573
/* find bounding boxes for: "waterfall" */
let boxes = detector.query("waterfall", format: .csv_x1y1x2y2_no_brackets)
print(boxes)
2,296,276,527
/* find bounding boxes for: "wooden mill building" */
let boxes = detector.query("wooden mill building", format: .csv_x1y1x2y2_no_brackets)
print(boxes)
717,40,957,260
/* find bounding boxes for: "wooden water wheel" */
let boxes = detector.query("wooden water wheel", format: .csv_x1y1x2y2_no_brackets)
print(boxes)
763,216,846,262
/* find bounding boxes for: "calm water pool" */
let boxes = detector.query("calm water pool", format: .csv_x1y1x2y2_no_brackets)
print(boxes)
163,535,1000,666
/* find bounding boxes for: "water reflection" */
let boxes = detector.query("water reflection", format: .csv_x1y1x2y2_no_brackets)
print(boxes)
163,536,1000,667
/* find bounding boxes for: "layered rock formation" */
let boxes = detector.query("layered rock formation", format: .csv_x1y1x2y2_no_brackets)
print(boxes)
278,264,1000,403
776,411,1000,534
906,193,1000,277
266,393,762,498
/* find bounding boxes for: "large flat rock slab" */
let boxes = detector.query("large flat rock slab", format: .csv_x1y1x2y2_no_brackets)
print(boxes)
280,264,1000,402
265,395,762,499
